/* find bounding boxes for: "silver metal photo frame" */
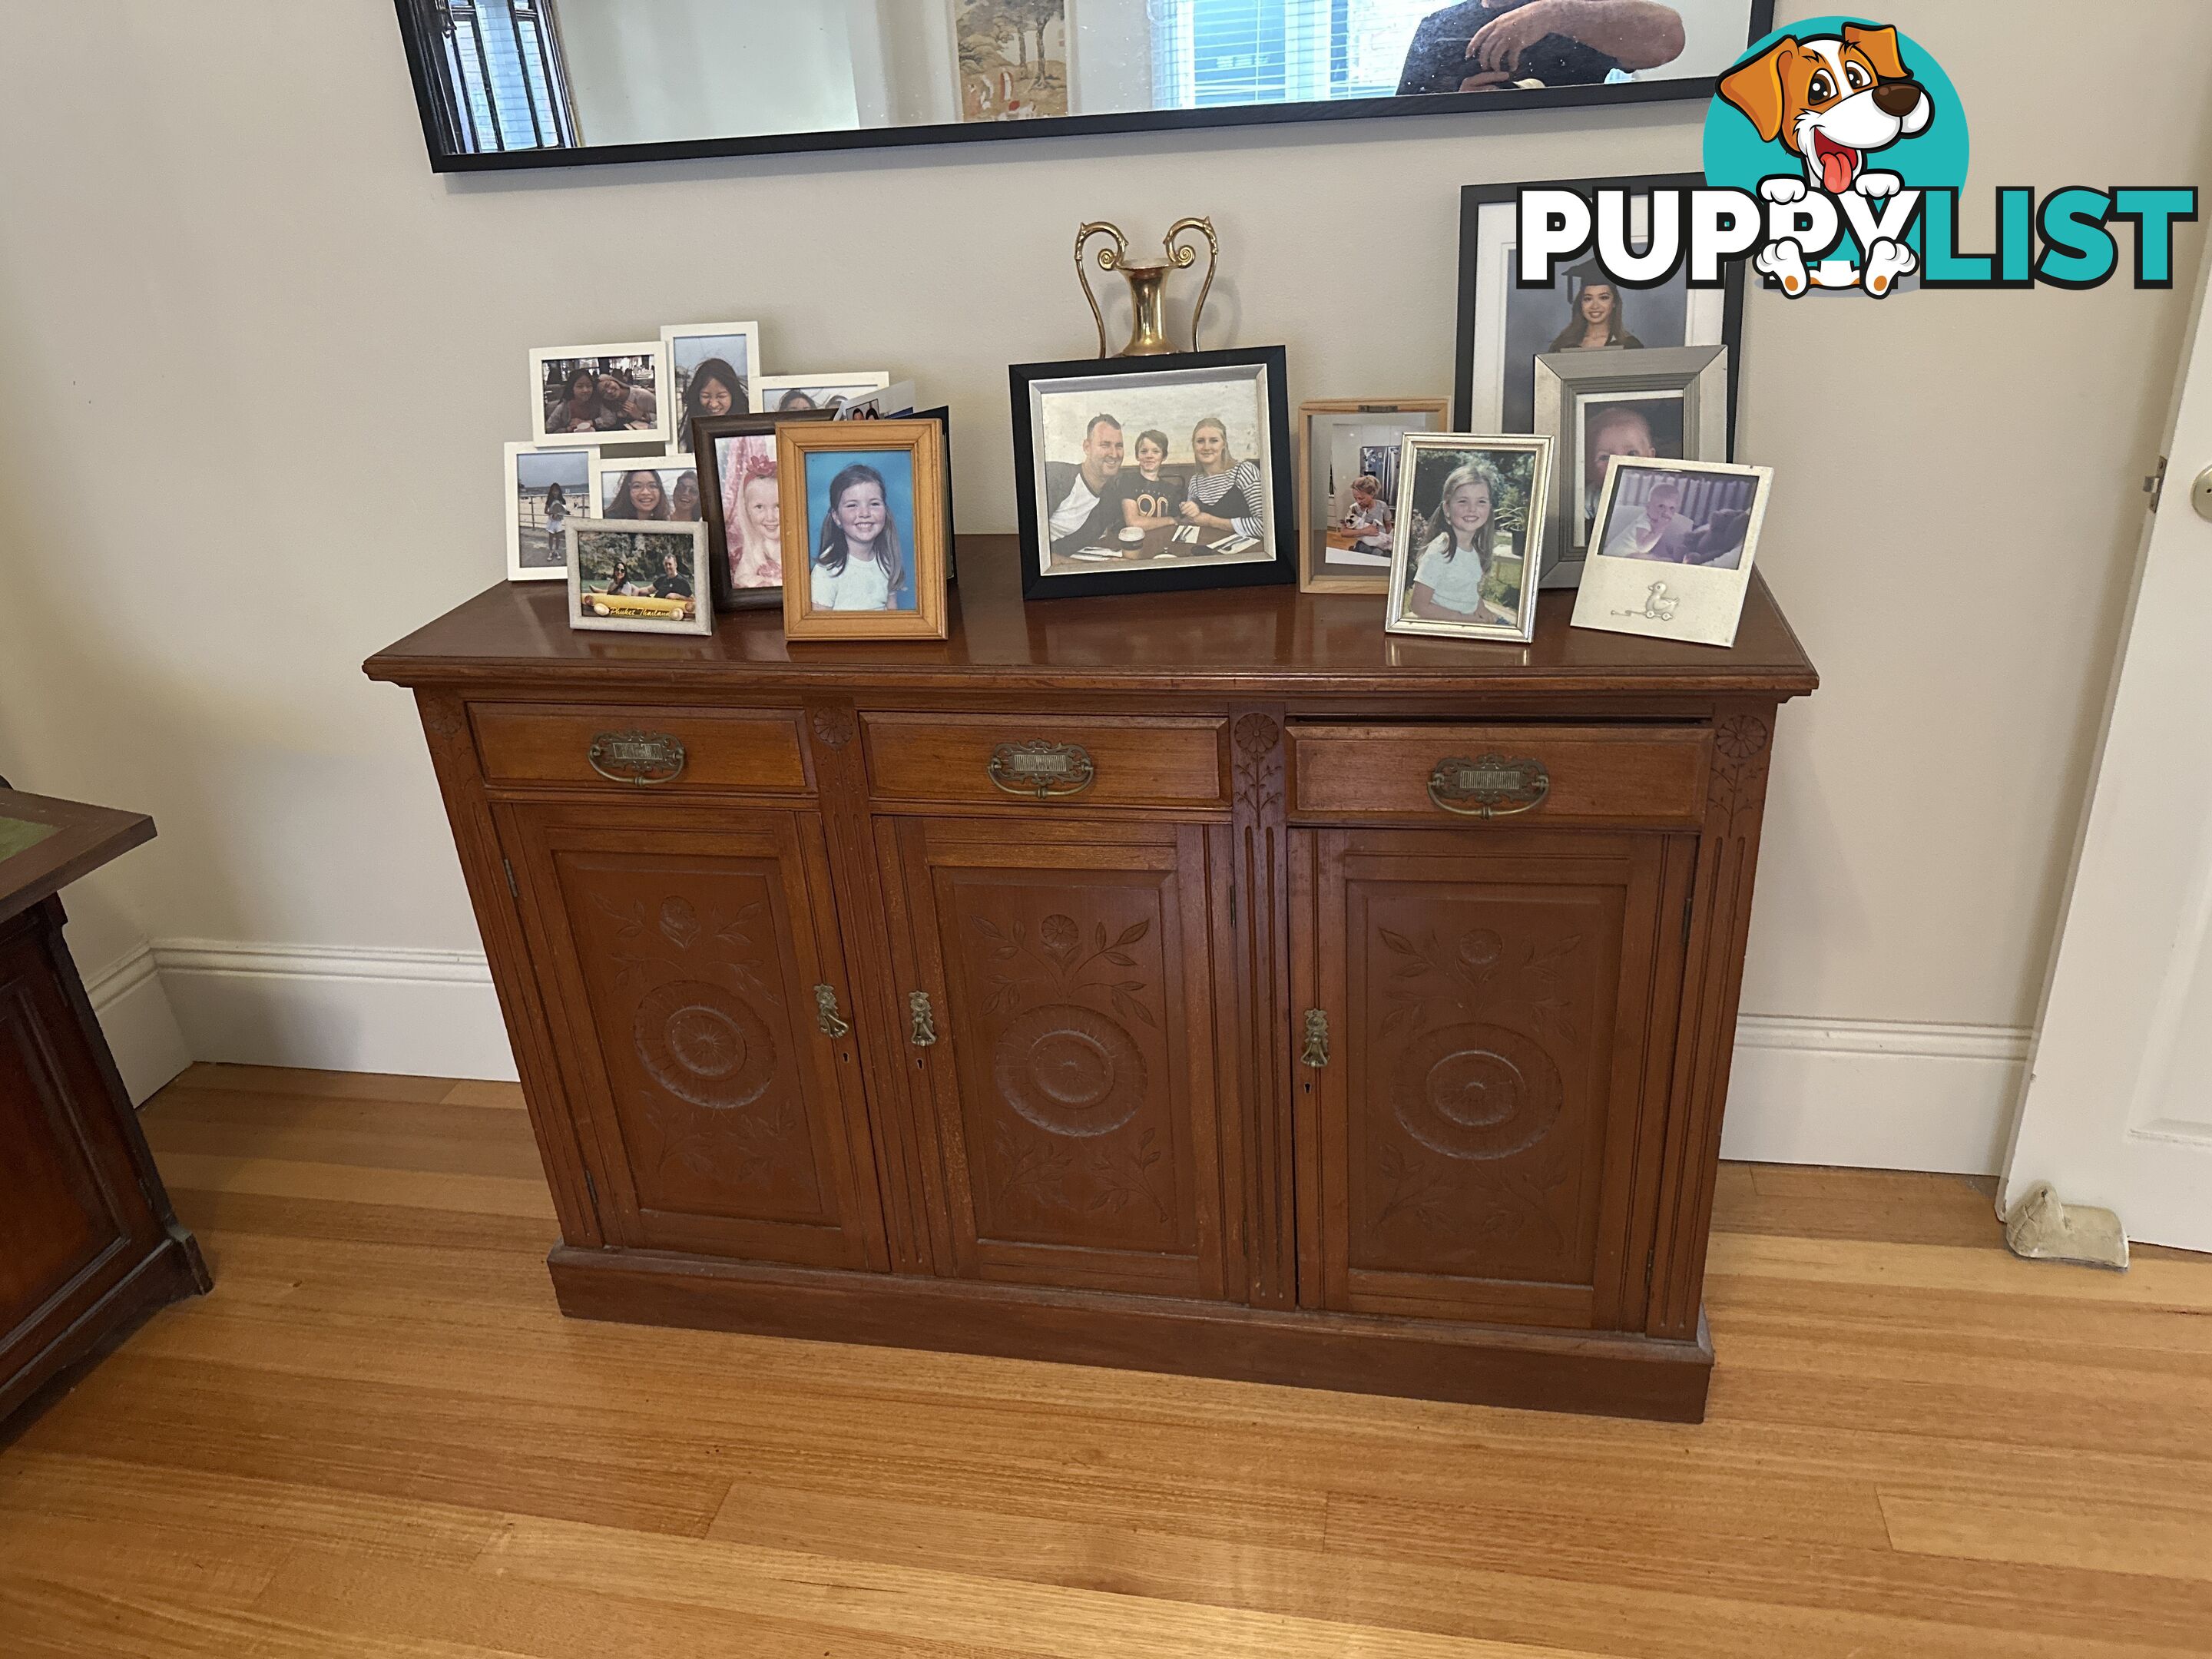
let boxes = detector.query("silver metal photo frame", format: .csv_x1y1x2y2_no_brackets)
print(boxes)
1535,343,1728,590
1382,432,1552,645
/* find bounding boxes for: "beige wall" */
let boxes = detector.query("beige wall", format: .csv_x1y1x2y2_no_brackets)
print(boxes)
1,4,2207,1081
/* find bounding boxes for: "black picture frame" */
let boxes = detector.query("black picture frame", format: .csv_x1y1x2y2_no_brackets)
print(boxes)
1009,347,1296,601
692,407,834,611
1452,174,1747,459
392,0,1777,175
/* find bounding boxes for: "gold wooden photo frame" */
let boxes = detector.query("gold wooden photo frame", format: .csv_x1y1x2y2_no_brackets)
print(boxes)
1296,397,1449,594
778,419,949,641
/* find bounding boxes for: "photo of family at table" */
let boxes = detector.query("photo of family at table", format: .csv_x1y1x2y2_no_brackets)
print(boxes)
1034,377,1275,576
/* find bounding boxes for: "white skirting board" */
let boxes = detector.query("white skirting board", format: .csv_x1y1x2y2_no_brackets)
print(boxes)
83,944,194,1107
97,940,2031,1174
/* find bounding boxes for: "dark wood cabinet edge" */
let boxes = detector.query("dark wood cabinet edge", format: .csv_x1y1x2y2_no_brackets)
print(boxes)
0,1230,207,1435
548,1245,1712,1422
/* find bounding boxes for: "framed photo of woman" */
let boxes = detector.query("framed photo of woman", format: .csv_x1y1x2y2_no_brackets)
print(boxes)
1296,397,1448,594
1383,434,1552,644
529,341,672,446
692,408,834,611
588,458,707,528
1009,346,1294,600
778,419,949,641
755,372,892,416
505,441,594,581
660,321,760,453
1452,174,1741,587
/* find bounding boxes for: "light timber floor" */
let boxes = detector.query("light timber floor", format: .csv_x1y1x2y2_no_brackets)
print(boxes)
4,1061,2207,1657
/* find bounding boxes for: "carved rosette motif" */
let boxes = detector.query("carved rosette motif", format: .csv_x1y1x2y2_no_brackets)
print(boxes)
419,699,466,742
632,981,776,1110
972,908,1169,1225
1363,917,1584,1252
810,707,857,750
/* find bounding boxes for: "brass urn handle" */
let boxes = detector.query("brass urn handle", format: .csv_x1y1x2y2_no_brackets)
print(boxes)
909,990,939,1047
1075,220,1131,359
987,740,1096,800
1428,754,1550,820
1301,1008,1330,1069
588,730,686,786
813,985,850,1038
1163,216,1219,351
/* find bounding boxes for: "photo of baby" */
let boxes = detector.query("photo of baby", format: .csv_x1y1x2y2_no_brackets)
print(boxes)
1594,462,1760,570
1385,435,1551,643
804,450,919,614
1575,393,1685,538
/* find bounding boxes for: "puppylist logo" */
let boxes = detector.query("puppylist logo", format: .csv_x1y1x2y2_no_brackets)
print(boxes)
1517,18,2197,300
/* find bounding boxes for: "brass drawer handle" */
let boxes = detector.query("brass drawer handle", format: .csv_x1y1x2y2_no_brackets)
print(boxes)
909,990,939,1047
1301,1008,1330,1068
588,730,686,786
987,740,1095,800
1428,753,1549,820
813,985,850,1038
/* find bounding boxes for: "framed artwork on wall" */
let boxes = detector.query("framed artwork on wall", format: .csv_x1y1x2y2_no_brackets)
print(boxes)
1009,346,1296,600
952,0,1071,122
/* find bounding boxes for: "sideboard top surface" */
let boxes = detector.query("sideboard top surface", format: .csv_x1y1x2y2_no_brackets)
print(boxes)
366,535,1817,700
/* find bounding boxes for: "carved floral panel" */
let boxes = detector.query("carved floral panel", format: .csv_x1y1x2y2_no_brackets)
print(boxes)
559,851,833,1227
932,869,1193,1257
1343,882,1624,1284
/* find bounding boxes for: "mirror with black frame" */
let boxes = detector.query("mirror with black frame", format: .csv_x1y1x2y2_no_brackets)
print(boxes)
396,0,1774,169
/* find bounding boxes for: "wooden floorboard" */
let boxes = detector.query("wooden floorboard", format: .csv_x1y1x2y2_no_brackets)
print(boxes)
3,1061,2205,1657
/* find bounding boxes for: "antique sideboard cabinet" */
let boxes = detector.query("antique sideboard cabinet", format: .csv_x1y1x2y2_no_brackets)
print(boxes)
367,536,1815,1422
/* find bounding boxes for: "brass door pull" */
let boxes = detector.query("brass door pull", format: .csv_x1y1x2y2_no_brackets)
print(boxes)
1428,754,1550,820
588,730,686,786
909,991,939,1047
1301,1008,1330,1068
813,985,850,1038
986,740,1096,800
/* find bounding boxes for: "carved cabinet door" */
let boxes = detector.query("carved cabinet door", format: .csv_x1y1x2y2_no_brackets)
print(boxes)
496,802,888,1270
1292,826,1694,1330
877,816,1243,1300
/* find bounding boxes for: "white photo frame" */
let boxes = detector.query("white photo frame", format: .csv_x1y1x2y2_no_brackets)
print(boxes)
1383,433,1552,644
530,340,672,446
754,372,892,417
660,321,762,452
505,441,595,582
566,518,712,635
589,455,706,527
1571,457,1771,649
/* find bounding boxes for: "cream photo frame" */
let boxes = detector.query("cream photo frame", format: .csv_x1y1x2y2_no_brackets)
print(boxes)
754,372,892,417
1571,456,1771,649
530,340,673,447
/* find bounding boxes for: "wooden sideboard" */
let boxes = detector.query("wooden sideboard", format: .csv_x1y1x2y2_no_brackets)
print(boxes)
0,786,209,1425
367,535,1815,1421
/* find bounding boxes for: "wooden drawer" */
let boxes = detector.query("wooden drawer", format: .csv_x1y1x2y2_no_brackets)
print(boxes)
1290,724,1711,828
472,704,810,793
861,713,1226,810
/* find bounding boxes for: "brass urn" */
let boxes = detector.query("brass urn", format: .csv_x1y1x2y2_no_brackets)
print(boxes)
1075,217,1220,358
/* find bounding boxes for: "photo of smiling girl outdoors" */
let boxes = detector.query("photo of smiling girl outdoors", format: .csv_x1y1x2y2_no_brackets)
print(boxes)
1384,433,1552,643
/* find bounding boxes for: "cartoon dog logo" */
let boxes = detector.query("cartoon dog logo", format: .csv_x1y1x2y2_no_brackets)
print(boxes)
1719,23,1932,297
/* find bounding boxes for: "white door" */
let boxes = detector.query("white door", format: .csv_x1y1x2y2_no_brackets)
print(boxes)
1999,240,2212,1250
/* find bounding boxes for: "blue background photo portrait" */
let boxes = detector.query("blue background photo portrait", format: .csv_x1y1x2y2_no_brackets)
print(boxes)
805,449,919,611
